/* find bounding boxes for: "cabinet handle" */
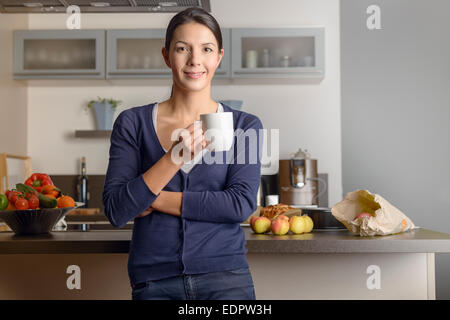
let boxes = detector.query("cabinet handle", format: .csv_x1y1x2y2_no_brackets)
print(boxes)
16,71,101,75
108,71,170,75
234,68,319,75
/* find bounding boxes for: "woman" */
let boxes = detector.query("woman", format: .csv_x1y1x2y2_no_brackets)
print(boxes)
103,7,263,300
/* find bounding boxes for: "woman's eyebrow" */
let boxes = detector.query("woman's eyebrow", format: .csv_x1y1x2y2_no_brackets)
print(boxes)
175,41,216,47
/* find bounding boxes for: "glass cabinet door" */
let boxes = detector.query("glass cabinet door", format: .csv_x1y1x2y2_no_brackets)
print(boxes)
231,28,324,79
106,29,169,79
106,28,230,79
13,30,105,79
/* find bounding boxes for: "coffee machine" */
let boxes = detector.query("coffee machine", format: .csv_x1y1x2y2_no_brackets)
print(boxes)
279,148,323,207
257,173,279,207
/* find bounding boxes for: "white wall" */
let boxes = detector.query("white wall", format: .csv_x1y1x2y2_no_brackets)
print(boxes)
26,0,342,205
340,0,450,299
0,14,28,155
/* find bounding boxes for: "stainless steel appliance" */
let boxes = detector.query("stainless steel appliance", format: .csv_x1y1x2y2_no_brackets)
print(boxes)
279,148,325,207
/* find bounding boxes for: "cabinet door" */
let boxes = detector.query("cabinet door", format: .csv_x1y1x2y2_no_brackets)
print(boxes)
231,28,325,79
13,30,105,79
106,29,170,79
106,28,230,79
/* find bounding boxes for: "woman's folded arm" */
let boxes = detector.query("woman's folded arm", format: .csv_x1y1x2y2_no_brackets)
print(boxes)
102,112,161,228
181,116,263,224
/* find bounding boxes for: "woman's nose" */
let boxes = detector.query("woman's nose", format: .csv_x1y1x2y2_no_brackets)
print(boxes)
187,48,201,65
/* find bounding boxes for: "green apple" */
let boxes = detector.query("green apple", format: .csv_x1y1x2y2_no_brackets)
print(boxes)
250,216,259,228
289,215,306,234
251,217,271,234
302,215,314,233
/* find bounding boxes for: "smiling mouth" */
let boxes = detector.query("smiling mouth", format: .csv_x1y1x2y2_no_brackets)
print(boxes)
184,72,205,79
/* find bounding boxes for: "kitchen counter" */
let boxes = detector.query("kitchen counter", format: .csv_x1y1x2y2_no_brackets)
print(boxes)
1,227,449,299
1,227,450,254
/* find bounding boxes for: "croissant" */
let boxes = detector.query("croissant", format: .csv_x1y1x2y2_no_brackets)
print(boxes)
260,203,297,220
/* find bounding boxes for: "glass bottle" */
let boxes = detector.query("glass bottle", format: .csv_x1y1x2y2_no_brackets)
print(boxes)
77,156,89,207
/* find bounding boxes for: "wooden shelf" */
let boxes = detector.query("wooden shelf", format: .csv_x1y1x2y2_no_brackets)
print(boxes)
75,130,111,138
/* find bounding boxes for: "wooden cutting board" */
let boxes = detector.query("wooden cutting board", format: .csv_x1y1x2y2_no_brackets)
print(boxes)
67,208,101,215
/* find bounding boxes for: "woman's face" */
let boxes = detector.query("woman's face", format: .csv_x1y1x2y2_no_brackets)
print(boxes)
163,22,224,93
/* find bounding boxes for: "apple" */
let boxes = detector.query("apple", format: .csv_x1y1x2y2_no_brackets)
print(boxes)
251,217,271,234
289,215,306,234
354,212,372,220
250,216,259,228
271,218,290,235
275,214,289,222
302,215,314,233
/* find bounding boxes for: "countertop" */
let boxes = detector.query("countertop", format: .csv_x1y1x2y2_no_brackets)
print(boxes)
1,227,450,254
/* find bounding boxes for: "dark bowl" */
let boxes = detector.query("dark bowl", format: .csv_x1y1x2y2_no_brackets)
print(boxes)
300,207,346,229
0,202,83,235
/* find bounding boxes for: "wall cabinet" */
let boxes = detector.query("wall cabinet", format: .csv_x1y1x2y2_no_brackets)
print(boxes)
13,30,105,79
106,29,170,79
13,28,323,80
231,28,324,78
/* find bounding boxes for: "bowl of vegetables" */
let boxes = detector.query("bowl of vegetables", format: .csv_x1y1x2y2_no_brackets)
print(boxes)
0,176,81,235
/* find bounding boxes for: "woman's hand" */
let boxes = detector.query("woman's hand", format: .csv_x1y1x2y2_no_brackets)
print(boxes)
136,206,154,218
169,121,210,163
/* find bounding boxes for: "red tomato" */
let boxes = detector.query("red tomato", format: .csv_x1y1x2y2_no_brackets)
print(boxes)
5,190,11,198
8,191,22,205
7,191,18,202
15,198,29,210
28,195,39,210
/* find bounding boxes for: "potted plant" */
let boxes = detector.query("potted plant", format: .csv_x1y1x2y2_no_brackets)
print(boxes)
87,97,122,130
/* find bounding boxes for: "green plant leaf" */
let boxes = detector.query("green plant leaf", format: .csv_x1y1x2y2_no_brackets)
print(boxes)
87,96,122,111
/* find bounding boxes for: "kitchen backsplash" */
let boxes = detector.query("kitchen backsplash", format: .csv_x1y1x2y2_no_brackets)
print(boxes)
50,172,329,215
50,175,106,213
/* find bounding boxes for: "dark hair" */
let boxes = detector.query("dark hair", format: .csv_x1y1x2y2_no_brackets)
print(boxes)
165,7,223,52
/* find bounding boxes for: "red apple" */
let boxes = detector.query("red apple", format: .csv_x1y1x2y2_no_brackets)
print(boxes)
354,212,372,220
271,218,290,235
275,214,289,222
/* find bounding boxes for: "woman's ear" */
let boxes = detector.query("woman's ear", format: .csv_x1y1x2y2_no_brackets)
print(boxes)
162,47,171,68
216,48,224,68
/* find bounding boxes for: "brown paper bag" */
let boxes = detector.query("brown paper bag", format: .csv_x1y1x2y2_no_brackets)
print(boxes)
331,189,416,236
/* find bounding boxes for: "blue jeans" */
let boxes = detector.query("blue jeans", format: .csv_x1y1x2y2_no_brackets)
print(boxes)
131,267,256,300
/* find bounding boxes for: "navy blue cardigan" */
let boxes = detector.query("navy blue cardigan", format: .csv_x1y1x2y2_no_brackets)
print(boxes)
102,102,263,286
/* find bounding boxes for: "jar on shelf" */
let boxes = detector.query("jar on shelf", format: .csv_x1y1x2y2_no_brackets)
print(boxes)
280,55,291,68
245,50,258,68
262,48,270,68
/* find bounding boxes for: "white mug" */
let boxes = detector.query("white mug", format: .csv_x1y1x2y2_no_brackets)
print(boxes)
199,112,234,152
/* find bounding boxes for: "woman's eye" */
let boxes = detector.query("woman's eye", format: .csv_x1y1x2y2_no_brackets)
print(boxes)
176,47,187,52
204,47,213,53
